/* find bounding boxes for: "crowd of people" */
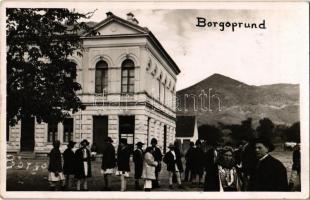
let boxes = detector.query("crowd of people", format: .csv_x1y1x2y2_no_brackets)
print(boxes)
47,136,301,192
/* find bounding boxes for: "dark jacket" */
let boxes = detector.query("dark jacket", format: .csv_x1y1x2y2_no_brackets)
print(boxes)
117,145,131,172
133,148,143,179
101,143,116,170
204,148,219,191
249,155,289,191
152,146,163,173
75,147,92,179
48,148,63,173
63,148,75,175
163,150,183,172
191,147,205,174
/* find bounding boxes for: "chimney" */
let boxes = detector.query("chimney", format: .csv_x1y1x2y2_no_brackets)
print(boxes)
106,12,113,18
127,12,134,21
132,18,139,24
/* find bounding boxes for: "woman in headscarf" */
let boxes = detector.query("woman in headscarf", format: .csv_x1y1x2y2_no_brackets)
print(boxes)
116,138,131,191
216,146,243,191
75,139,92,191
141,147,158,191
48,140,65,191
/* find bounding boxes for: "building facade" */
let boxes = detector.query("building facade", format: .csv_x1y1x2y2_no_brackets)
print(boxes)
7,12,180,155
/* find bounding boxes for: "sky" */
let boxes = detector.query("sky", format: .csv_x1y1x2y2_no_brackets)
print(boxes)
76,3,308,90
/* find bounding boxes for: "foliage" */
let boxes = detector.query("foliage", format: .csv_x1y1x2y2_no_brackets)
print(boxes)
256,118,275,140
284,122,300,143
6,8,95,126
198,124,222,145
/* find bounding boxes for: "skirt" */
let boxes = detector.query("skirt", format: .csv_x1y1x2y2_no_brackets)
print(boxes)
144,180,152,189
103,168,115,175
115,170,130,177
48,172,65,182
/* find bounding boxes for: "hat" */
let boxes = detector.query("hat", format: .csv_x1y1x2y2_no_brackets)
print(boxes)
136,142,144,146
105,137,113,143
168,143,174,148
253,137,275,152
80,139,90,146
67,141,76,148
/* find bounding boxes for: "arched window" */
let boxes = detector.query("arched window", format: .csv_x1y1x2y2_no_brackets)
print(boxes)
95,60,108,94
121,59,135,93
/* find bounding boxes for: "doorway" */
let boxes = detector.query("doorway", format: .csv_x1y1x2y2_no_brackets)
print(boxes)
21,117,35,151
93,116,108,154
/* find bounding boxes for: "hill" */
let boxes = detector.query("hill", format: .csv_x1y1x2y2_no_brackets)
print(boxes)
176,74,299,127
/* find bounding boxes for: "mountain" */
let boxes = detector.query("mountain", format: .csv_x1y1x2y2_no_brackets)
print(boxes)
176,74,299,127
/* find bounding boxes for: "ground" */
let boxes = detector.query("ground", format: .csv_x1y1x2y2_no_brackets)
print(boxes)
6,149,293,191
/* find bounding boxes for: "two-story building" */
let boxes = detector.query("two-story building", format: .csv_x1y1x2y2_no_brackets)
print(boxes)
7,12,181,155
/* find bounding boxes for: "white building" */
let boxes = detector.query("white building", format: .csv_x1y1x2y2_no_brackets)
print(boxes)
7,12,180,155
175,116,198,152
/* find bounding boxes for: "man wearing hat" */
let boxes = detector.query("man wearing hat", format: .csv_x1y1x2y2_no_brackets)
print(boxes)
63,141,76,190
150,138,162,188
163,143,183,189
101,137,116,191
133,141,144,190
75,139,92,191
248,137,288,191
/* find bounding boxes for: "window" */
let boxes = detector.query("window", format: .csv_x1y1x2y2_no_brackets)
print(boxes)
119,116,135,147
121,59,135,93
63,118,73,143
48,122,58,142
95,60,108,94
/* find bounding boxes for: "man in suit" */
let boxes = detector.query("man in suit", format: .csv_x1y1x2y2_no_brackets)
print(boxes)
249,137,289,191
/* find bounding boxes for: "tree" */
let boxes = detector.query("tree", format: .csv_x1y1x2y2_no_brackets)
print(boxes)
198,124,222,145
285,122,300,143
6,8,95,126
256,118,275,140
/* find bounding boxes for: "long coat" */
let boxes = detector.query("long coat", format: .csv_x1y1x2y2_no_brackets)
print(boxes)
142,152,158,180
204,148,219,191
191,147,205,174
101,143,116,170
133,148,143,179
117,145,131,172
63,148,75,175
163,150,183,172
75,147,92,179
48,148,63,173
249,155,288,191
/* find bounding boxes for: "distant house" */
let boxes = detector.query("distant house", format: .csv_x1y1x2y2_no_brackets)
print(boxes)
175,116,198,152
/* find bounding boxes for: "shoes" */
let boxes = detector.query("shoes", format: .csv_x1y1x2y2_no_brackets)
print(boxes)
178,185,184,189
169,185,173,189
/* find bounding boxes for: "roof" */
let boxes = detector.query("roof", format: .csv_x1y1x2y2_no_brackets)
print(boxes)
176,116,196,137
81,13,181,75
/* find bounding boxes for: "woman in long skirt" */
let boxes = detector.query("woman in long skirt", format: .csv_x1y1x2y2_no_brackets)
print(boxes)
75,139,92,191
48,140,65,191
142,147,158,191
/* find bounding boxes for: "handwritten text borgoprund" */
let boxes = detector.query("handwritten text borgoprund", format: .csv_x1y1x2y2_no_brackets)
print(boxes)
196,17,266,32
